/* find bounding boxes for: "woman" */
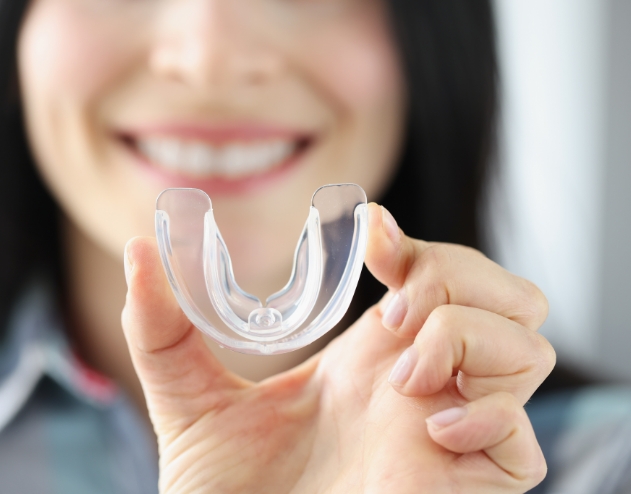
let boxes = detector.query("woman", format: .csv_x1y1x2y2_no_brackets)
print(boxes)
0,0,554,492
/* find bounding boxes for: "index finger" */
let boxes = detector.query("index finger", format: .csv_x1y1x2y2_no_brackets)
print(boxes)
365,203,549,335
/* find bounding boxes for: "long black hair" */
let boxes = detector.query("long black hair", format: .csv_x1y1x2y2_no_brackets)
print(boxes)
0,0,497,336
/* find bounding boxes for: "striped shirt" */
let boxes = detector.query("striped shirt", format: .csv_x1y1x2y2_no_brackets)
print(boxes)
3,283,631,493
0,283,158,494
528,386,631,494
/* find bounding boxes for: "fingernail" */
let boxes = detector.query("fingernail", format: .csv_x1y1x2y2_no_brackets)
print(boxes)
381,206,400,243
382,289,407,331
426,407,468,430
388,345,418,386
124,248,134,287
378,290,394,314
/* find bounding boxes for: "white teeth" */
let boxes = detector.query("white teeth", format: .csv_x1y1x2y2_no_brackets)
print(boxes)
186,143,214,175
160,140,181,169
136,138,297,178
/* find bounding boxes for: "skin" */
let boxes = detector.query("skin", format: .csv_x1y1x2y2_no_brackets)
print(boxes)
123,207,554,493
17,0,556,491
18,0,405,392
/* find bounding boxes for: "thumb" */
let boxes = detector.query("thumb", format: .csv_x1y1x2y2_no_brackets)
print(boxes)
122,236,246,425
364,202,420,291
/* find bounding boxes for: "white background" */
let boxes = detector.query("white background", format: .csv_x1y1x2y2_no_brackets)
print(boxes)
491,0,631,378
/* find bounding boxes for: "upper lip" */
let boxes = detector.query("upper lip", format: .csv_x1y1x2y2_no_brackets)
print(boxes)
116,121,314,144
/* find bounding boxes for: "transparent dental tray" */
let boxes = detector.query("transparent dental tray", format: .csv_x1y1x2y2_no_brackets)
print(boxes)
155,184,368,355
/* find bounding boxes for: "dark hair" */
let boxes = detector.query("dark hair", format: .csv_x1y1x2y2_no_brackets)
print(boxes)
0,0,497,334
356,0,497,308
0,0,63,337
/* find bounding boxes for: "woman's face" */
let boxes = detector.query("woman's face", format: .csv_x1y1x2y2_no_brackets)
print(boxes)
18,0,405,296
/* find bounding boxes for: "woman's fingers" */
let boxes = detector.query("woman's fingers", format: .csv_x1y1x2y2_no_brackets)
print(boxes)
122,236,246,424
365,203,549,336
426,392,547,492
388,305,555,404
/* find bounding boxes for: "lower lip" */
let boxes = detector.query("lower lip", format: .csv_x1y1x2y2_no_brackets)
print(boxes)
122,140,308,196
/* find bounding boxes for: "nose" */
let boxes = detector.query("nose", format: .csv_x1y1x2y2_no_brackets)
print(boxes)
149,0,285,89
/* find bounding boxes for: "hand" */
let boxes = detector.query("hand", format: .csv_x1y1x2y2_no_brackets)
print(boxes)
122,203,554,494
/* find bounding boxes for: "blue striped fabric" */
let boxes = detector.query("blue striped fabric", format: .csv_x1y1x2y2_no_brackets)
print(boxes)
527,387,631,493
0,283,158,494
4,282,631,493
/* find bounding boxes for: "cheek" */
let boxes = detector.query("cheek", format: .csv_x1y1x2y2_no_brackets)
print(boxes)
318,41,400,109
19,1,133,106
301,13,403,111
295,10,406,198
17,0,151,257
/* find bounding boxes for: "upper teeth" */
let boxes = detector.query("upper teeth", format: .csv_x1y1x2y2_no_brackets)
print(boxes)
136,138,296,178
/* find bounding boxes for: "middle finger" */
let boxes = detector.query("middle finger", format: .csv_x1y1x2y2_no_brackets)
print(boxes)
387,304,556,404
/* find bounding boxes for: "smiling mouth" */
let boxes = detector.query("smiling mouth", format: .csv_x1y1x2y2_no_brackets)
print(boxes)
123,135,312,180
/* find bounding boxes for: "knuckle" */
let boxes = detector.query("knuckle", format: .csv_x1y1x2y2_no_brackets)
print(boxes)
419,306,461,349
422,243,454,265
418,244,453,281
492,393,548,487
519,279,550,327
535,454,549,485
455,243,486,260
532,454,549,486
532,333,557,378
415,244,483,306
521,449,548,488
493,391,522,418
412,245,453,307
519,330,557,382
485,392,548,489
425,304,457,332
402,286,440,336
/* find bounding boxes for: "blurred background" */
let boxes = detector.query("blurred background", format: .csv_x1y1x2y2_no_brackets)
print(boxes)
490,0,631,380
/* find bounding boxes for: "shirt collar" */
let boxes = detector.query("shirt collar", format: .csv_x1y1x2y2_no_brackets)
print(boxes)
0,280,118,433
